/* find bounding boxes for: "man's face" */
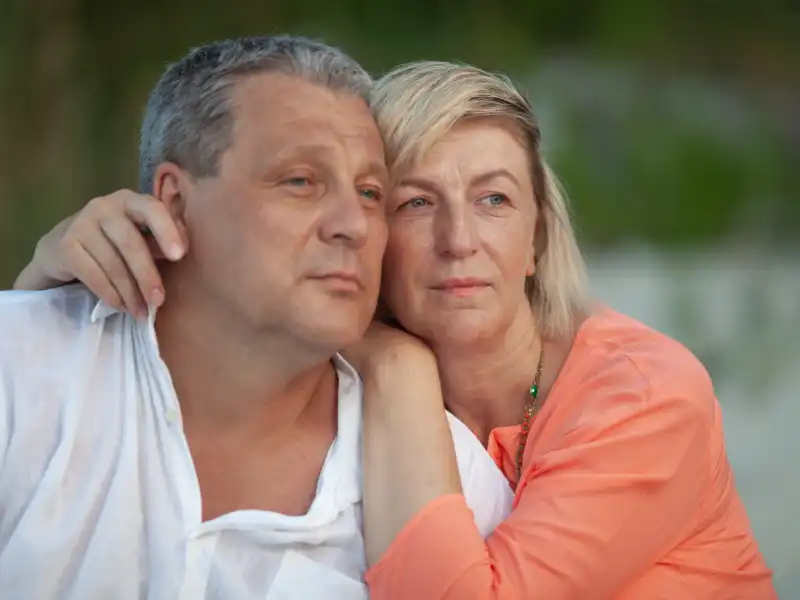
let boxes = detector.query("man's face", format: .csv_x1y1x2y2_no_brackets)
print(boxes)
180,72,388,352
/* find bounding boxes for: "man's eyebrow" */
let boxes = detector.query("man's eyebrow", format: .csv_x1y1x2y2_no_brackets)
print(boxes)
268,148,388,180
362,160,390,182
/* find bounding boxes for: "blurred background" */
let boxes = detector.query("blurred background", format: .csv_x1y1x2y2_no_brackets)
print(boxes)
1,0,798,594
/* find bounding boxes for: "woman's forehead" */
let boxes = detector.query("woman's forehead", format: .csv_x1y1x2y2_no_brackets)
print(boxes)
390,121,532,185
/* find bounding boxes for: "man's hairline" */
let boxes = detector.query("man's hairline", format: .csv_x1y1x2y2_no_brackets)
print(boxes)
146,68,380,190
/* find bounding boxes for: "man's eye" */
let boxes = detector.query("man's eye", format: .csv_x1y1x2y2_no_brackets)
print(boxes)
284,177,312,187
360,188,383,202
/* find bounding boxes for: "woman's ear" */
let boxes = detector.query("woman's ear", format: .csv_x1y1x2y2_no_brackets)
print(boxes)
526,244,537,277
527,202,548,276
526,221,540,278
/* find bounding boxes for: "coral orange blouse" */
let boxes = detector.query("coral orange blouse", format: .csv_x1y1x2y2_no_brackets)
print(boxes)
366,308,776,600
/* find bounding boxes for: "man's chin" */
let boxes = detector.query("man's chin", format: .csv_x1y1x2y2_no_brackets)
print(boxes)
295,316,369,354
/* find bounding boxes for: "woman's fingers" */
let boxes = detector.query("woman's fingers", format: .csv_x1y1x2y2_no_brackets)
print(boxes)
17,189,186,317
99,214,165,309
66,240,127,315
121,194,187,262
70,224,148,318
62,190,184,315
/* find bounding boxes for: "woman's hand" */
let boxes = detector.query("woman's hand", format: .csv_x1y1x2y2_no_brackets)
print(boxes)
342,321,436,380
13,189,187,318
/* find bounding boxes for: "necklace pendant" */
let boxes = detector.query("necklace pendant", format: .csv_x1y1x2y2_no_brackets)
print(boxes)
517,347,546,486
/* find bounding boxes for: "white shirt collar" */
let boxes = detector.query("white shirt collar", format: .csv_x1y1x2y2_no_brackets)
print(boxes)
88,299,361,379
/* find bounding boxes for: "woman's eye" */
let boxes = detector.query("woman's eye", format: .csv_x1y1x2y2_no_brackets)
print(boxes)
481,193,506,206
404,197,429,209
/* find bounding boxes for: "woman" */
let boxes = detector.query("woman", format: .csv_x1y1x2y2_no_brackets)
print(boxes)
14,61,776,599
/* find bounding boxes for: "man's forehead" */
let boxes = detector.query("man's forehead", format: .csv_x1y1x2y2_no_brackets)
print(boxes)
225,74,386,170
268,141,389,179
233,72,369,122
231,74,377,134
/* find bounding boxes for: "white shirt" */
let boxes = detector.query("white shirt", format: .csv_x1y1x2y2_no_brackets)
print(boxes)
0,285,513,600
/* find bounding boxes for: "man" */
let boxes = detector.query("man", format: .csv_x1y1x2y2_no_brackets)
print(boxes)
0,36,512,598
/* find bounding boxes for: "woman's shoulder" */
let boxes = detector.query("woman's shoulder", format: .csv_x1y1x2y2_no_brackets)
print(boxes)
559,307,718,425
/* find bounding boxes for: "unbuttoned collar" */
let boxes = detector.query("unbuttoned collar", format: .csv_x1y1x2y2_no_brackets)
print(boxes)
89,296,361,383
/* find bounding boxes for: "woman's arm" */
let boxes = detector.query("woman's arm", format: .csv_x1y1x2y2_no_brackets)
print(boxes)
345,325,463,564
12,190,186,317
361,351,715,600
361,352,463,565
13,261,65,292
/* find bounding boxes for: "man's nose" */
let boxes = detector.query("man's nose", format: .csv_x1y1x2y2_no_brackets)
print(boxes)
319,188,371,248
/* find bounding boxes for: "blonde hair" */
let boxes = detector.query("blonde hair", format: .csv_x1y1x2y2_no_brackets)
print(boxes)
371,61,590,338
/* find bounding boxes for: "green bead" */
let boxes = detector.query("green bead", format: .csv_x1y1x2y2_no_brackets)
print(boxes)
529,384,538,399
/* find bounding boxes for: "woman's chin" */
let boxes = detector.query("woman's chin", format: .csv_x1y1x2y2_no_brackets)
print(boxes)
418,312,503,352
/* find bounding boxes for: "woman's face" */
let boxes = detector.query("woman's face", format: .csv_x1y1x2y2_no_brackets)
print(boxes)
382,119,539,349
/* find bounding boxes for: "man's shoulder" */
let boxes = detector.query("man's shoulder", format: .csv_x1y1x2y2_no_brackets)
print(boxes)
0,284,106,367
0,284,99,325
0,284,138,455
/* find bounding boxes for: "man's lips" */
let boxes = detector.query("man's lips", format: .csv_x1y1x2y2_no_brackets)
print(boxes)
309,271,363,292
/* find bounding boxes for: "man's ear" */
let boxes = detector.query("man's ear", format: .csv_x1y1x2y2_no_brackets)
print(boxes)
151,162,189,227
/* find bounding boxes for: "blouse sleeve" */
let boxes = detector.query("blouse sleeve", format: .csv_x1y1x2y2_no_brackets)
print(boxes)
365,355,713,600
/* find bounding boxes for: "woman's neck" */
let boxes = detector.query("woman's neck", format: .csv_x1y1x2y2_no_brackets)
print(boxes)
433,306,543,444
434,305,580,445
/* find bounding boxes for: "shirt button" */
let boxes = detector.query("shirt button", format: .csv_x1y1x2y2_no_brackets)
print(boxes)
165,408,179,424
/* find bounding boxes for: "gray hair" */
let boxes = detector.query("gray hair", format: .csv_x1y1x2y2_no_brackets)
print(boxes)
138,35,373,192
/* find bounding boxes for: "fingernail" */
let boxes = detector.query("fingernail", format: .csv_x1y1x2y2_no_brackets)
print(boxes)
138,304,150,320
167,244,184,261
126,304,144,320
150,288,165,307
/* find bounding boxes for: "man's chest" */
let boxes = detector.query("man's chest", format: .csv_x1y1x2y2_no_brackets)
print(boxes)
186,427,337,521
0,422,368,600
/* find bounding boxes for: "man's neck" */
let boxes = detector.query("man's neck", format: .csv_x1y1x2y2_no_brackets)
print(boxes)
153,278,336,438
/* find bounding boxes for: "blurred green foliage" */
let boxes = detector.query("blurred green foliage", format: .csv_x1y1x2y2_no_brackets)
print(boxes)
1,0,797,285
